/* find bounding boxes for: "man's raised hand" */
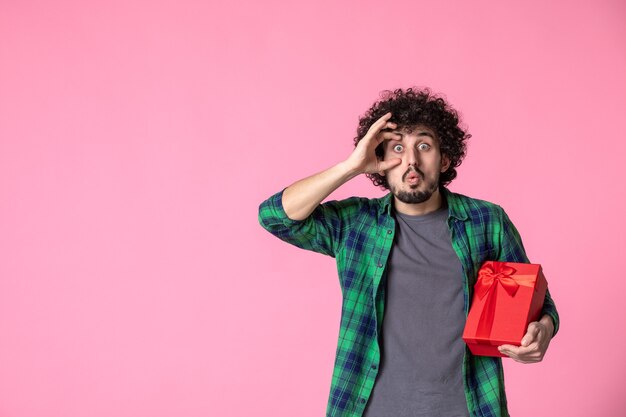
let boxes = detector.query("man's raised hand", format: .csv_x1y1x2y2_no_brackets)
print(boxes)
345,112,403,176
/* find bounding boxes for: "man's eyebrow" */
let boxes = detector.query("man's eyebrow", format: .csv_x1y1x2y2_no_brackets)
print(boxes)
391,130,436,139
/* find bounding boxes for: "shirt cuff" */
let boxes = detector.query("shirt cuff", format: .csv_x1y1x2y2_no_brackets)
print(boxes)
269,187,307,227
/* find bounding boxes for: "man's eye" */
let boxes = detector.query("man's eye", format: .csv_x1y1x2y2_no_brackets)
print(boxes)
418,143,430,151
393,144,404,152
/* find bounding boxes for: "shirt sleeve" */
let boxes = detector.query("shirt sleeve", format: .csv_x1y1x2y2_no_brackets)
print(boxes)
495,206,560,338
258,188,361,258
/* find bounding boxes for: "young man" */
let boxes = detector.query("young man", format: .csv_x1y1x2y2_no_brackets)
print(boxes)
258,88,559,417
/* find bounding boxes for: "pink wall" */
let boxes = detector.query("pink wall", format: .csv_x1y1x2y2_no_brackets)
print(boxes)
1,1,625,416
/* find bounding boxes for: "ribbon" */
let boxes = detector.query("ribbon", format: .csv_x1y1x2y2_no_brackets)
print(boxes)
474,262,520,342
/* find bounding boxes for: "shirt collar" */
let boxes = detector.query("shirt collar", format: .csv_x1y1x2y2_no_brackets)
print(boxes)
379,186,468,221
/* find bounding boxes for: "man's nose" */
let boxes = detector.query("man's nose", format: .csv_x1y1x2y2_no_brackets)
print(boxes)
406,147,419,166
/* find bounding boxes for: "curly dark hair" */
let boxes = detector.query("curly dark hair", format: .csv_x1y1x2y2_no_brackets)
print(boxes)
354,87,470,189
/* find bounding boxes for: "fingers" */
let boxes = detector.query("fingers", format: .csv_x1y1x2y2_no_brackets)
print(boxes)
371,112,393,130
498,343,543,364
366,113,393,136
521,322,542,347
378,158,401,172
499,343,535,356
381,120,397,131
364,112,398,144
377,130,402,144
498,344,516,357
350,112,402,175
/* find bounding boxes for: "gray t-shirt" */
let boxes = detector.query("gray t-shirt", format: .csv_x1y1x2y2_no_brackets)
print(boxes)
362,204,470,417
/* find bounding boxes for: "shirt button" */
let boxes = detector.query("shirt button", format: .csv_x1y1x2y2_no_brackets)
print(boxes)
377,263,383,268
360,398,367,404
371,364,377,370
387,229,392,234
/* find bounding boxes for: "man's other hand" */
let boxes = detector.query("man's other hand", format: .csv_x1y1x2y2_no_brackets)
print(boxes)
497,315,554,364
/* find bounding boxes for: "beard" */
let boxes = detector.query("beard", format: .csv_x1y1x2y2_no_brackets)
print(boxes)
389,167,440,204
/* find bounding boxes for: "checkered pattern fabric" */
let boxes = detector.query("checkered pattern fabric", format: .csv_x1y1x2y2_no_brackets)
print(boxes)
258,187,559,417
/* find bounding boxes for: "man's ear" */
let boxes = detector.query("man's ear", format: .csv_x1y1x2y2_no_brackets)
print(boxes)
441,154,451,172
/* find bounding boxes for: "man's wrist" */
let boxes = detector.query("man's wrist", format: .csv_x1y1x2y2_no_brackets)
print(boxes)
337,160,363,180
539,314,555,338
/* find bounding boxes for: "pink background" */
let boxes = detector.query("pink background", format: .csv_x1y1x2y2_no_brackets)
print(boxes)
1,1,625,416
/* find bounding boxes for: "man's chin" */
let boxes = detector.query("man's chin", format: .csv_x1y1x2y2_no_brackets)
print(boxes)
393,183,439,204
395,190,433,204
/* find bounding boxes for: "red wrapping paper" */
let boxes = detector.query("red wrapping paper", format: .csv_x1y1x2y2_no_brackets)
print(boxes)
462,261,547,357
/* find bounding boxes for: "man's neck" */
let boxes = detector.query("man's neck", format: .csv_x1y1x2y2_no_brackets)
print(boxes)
393,188,444,216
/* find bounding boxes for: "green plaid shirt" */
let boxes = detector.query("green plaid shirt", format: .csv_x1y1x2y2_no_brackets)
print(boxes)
258,186,559,417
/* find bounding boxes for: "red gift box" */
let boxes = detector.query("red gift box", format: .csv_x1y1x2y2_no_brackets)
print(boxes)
462,261,547,357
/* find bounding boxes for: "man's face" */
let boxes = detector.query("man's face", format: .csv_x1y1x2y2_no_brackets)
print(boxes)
380,125,450,204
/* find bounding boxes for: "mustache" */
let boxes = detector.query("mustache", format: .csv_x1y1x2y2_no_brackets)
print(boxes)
403,167,424,181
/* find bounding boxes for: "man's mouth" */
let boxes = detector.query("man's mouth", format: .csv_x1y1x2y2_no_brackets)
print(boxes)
406,175,420,185
404,170,422,184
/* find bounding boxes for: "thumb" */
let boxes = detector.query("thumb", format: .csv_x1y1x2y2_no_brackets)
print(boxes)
378,158,401,172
